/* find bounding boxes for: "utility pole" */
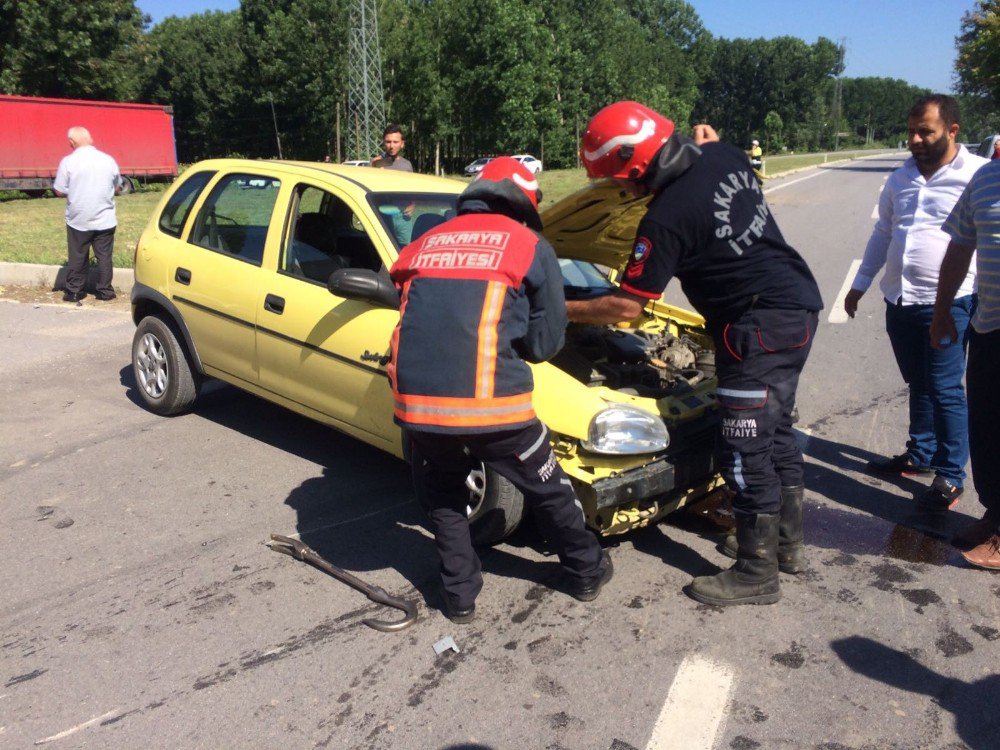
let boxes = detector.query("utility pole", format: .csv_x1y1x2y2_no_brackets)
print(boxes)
346,0,386,161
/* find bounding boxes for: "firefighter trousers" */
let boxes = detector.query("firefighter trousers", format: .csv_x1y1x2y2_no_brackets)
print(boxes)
712,309,818,516
408,420,603,608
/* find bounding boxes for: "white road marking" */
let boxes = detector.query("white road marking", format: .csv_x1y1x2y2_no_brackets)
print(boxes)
645,656,735,750
34,709,122,745
763,168,831,195
828,259,862,324
871,183,884,219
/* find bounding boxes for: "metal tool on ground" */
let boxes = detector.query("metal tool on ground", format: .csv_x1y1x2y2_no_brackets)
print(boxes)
267,533,418,632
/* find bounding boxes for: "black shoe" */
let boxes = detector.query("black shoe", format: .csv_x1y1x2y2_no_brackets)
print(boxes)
62,291,85,302
867,453,933,477
443,600,476,624
916,476,962,512
568,551,614,602
94,290,117,301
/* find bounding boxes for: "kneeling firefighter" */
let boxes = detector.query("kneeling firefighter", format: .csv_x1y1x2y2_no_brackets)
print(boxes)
388,157,613,624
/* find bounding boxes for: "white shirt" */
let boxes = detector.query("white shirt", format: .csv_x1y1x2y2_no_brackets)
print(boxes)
53,145,120,231
851,145,988,305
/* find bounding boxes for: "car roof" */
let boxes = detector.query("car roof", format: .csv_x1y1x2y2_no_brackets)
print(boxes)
186,158,464,194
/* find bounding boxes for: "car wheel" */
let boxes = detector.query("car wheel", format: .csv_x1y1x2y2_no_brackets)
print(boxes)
467,464,525,545
131,316,199,416
119,176,136,194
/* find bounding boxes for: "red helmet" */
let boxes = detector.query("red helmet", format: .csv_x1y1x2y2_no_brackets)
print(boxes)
580,101,675,180
461,156,543,229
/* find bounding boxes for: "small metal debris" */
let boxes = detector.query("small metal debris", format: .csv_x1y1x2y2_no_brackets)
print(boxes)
433,636,459,655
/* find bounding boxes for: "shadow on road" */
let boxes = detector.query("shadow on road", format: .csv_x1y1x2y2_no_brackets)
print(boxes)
832,636,1000,750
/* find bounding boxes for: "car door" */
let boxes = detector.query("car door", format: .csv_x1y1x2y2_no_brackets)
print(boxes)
255,180,401,453
167,171,283,388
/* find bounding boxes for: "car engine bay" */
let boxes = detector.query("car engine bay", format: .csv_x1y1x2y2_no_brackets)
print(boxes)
553,324,716,398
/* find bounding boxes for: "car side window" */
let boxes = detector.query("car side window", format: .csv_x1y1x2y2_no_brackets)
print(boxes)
189,174,280,265
281,184,382,284
158,171,215,238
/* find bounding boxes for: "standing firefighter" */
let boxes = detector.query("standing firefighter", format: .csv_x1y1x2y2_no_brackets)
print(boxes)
566,102,823,606
388,158,612,623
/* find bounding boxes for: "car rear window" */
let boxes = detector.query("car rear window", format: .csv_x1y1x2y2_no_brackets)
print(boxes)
158,171,215,238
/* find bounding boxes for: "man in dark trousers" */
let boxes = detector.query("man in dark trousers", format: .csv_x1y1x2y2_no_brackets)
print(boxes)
566,102,823,606
388,157,612,623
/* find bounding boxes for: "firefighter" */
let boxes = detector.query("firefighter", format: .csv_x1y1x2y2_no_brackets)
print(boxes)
566,102,823,606
388,157,612,623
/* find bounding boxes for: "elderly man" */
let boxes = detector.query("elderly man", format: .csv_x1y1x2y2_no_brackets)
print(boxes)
53,126,122,302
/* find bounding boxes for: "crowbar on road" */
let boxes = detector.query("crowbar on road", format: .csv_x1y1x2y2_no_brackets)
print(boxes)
267,533,418,632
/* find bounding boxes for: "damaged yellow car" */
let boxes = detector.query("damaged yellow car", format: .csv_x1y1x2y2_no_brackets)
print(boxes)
130,160,724,543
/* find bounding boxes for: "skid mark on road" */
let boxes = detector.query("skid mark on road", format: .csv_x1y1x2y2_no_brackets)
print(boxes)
645,655,734,750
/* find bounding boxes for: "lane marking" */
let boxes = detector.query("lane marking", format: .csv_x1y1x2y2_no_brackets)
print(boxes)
646,656,735,750
828,259,862,324
34,709,122,745
871,183,884,220
763,169,830,195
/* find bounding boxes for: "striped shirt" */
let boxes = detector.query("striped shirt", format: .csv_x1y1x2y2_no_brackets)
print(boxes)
944,160,1000,333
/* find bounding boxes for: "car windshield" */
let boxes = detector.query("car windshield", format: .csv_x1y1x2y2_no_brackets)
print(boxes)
561,259,616,299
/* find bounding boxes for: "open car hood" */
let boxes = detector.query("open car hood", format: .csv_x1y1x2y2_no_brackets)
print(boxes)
540,180,651,270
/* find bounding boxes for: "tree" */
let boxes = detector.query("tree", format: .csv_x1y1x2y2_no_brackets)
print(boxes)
0,0,151,101
955,1,1000,103
763,110,782,152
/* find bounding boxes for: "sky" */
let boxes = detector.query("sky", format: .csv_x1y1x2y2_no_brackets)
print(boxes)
136,0,978,93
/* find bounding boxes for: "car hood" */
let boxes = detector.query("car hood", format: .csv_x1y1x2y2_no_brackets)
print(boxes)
540,180,651,269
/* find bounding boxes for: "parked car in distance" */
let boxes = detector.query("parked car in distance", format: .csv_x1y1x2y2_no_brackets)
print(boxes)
977,134,1000,160
342,159,370,167
463,157,494,176
512,154,543,174
129,161,723,544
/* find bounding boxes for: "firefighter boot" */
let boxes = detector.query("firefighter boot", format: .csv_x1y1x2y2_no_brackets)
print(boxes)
720,486,805,574
689,513,781,606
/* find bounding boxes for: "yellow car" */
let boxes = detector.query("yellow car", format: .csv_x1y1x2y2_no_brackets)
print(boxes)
130,160,723,543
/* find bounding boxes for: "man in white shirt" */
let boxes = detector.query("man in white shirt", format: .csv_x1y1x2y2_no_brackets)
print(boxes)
844,95,988,515
53,126,121,302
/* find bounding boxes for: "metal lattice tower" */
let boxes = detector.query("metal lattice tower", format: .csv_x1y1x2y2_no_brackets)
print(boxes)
346,0,386,161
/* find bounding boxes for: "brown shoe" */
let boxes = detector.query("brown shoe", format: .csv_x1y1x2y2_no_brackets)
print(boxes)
961,533,1000,570
952,514,999,551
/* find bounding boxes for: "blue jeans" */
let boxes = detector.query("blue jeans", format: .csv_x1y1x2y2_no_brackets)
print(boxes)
885,295,974,486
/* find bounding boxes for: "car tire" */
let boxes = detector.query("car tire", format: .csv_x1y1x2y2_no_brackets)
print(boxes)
131,316,199,416
119,176,136,194
467,465,525,545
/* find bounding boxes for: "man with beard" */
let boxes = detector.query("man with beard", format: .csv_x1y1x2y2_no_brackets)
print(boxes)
844,95,988,521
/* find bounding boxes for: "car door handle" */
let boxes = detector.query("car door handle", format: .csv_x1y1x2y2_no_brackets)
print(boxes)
175,267,192,285
264,293,285,314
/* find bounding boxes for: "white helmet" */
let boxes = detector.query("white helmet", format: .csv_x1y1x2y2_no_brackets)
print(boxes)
752,139,760,146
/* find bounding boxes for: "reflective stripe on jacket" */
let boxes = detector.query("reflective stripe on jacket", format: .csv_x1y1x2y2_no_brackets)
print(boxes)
388,211,566,433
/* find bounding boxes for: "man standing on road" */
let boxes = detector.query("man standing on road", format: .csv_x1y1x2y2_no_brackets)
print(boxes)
844,95,988,517
566,101,823,607
371,124,413,171
931,159,1000,569
53,126,122,302
388,157,612,623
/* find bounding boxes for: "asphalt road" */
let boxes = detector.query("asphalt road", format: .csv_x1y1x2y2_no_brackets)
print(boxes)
2,157,998,750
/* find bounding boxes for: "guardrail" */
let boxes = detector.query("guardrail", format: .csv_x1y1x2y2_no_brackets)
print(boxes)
761,148,900,176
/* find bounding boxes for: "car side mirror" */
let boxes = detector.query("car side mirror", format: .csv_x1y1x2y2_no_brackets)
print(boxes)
327,268,400,309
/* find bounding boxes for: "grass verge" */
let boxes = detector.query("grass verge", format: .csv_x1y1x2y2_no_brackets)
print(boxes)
0,150,895,269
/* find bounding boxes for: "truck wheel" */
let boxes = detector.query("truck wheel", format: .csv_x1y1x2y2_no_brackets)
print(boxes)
132,316,198,415
119,176,135,194
467,465,525,545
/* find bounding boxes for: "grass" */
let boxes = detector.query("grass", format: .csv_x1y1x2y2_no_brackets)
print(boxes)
0,149,894,268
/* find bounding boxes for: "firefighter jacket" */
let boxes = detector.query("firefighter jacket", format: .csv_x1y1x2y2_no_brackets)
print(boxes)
388,208,566,434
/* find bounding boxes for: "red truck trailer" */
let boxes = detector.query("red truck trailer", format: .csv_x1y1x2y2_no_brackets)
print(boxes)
0,95,178,194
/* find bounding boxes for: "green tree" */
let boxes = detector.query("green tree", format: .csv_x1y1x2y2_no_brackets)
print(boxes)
142,11,258,161
955,0,1000,103
0,0,151,100
763,110,782,152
